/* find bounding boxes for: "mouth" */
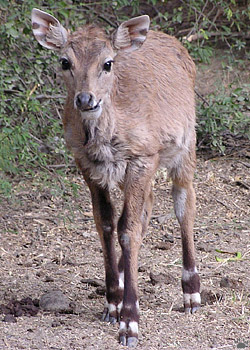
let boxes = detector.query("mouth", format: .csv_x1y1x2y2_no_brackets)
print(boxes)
82,99,102,112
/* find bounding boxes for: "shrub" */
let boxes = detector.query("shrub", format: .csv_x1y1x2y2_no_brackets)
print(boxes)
0,0,249,190
197,85,250,154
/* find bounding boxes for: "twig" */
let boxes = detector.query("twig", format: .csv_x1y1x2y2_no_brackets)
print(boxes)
55,106,63,120
183,0,209,39
208,7,223,32
239,160,250,169
36,94,66,100
47,163,75,169
29,133,46,145
185,31,250,42
4,89,21,94
82,5,117,28
232,201,248,213
215,198,230,210
195,90,209,106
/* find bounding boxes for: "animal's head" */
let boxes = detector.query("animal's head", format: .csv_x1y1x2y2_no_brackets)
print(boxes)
31,9,150,121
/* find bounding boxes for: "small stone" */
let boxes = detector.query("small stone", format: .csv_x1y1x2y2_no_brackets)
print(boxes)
3,314,17,323
149,272,176,285
163,233,174,243
51,320,61,327
40,291,73,313
157,215,169,225
154,242,172,250
138,265,147,272
14,307,23,317
197,242,213,252
96,286,106,296
0,304,11,314
220,276,243,289
81,278,105,288
45,276,54,282
88,292,98,299
201,289,223,305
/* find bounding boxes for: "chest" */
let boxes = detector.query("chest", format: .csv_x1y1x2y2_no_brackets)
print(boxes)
86,138,128,189
67,125,128,189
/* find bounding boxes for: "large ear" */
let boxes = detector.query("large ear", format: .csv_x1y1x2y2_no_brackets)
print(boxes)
113,15,150,53
31,8,68,50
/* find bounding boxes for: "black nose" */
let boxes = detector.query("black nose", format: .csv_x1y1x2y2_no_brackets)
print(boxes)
75,92,94,110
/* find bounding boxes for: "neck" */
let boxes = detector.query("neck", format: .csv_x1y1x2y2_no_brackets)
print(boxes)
82,98,116,146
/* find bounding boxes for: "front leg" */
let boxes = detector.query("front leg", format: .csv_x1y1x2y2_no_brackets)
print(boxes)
117,156,158,347
84,176,122,323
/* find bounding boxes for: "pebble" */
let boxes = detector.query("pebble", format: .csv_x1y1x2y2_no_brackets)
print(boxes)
3,314,17,323
40,291,73,313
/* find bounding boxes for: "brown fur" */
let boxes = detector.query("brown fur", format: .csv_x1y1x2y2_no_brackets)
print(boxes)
32,10,200,346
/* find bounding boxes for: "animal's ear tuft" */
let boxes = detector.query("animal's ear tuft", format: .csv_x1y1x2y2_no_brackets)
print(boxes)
113,15,150,53
31,8,68,50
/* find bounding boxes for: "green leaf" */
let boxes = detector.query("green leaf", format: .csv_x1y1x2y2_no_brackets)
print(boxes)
6,27,19,39
215,250,242,263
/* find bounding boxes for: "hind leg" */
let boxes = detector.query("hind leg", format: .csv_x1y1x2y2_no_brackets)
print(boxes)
142,187,154,236
172,179,200,313
171,151,200,313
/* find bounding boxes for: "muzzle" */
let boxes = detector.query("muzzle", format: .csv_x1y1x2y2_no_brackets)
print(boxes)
74,92,101,112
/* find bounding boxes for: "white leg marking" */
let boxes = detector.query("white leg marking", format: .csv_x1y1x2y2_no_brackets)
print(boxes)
135,300,140,312
117,301,123,314
119,321,127,331
183,292,201,304
108,303,116,313
191,292,201,304
172,187,187,222
183,293,191,304
182,267,198,282
128,321,138,334
119,271,124,289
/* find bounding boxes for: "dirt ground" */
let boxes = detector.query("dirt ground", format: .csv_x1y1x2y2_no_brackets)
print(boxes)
1,156,249,350
1,58,250,349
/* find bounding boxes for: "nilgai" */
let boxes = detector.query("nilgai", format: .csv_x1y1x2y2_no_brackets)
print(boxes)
31,8,201,347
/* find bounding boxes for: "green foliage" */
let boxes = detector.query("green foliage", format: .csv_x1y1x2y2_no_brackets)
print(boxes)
111,0,249,63
0,174,12,198
197,85,250,154
154,0,250,63
0,1,70,177
185,42,213,64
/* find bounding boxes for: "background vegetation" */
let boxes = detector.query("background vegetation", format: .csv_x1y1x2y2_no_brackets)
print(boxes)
0,0,249,197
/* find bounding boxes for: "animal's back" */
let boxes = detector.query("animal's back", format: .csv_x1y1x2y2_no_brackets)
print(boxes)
114,30,196,159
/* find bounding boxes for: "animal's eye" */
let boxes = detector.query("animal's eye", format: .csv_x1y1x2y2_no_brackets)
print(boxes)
60,58,71,70
103,60,113,72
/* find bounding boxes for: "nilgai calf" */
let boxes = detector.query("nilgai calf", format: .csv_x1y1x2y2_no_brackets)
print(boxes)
31,8,200,347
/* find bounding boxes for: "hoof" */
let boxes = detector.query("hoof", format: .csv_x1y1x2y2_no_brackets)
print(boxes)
119,335,138,348
101,308,117,324
119,320,139,347
119,335,126,346
183,292,201,314
191,304,200,314
101,302,122,324
127,337,138,348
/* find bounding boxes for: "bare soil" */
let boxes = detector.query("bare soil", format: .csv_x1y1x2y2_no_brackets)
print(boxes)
1,155,249,350
0,59,249,349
